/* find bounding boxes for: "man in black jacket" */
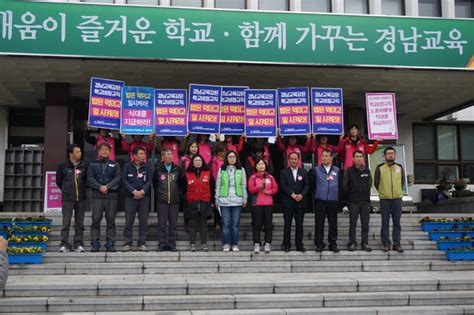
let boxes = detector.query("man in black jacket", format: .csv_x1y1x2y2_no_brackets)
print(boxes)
153,148,182,252
342,150,372,252
122,147,153,252
56,144,88,253
280,152,310,252
87,142,121,252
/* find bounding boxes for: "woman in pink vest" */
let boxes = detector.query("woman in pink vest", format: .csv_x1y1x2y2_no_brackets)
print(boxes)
84,128,121,161
197,134,213,166
337,124,380,170
180,140,199,171
121,134,155,162
277,133,312,168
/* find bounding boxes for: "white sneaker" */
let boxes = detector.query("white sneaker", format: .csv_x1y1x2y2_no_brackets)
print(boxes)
232,245,240,252
59,246,69,253
253,243,261,254
75,246,84,253
223,244,230,252
264,243,271,253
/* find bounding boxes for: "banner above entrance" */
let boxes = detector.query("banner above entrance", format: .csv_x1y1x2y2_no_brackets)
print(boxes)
0,1,473,69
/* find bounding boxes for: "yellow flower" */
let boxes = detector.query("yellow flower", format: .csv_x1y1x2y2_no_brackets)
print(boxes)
41,226,48,232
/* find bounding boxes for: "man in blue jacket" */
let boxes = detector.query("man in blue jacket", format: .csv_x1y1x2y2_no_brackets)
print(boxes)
310,149,342,253
122,147,153,252
87,142,121,252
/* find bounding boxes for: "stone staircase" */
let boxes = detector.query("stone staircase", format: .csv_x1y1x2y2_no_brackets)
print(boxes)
2,212,474,314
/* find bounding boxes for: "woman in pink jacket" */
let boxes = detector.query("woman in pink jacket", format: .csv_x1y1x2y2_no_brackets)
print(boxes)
248,158,278,254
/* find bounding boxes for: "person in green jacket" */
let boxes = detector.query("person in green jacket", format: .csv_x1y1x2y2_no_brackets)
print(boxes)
374,146,405,253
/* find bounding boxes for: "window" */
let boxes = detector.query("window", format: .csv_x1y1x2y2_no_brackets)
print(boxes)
461,126,474,160
413,123,474,183
437,125,458,160
382,0,405,15
344,0,369,14
259,0,288,11
455,0,474,18
215,0,246,9
127,0,159,4
171,0,202,7
301,0,331,12
414,125,436,160
419,0,441,17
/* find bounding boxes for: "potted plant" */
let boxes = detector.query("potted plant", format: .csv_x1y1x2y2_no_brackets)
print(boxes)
8,235,48,251
0,218,13,228
420,216,474,231
452,179,474,198
11,225,51,236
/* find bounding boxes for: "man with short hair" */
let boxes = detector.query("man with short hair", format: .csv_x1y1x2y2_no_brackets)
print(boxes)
374,147,405,253
56,144,88,253
122,147,153,252
280,152,310,252
343,150,372,252
87,142,121,252
311,149,342,253
153,148,182,252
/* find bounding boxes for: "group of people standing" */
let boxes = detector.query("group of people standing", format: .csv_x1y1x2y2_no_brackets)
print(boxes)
55,124,405,254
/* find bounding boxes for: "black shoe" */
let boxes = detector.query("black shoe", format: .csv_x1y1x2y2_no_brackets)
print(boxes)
157,245,166,252
382,244,390,252
106,246,116,252
90,245,100,252
169,245,178,252
329,245,340,253
361,244,372,252
315,245,325,252
296,245,306,253
283,245,291,252
347,243,356,251
393,245,404,253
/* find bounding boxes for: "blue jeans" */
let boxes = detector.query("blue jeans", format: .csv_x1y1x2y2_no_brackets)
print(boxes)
220,206,242,246
380,198,402,246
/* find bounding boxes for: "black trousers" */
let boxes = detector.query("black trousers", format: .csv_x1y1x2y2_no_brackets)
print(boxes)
282,203,305,247
124,196,150,246
348,201,371,245
91,198,117,246
252,206,273,244
61,200,86,248
314,200,339,247
156,203,179,246
189,214,208,245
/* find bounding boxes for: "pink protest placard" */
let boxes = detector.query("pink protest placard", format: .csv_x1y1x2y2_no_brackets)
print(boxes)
43,171,62,213
366,93,398,140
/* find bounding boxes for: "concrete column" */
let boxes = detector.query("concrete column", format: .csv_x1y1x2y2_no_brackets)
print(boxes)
247,0,258,10
0,108,8,203
405,0,419,16
290,0,302,11
332,0,344,13
369,0,382,14
203,0,214,7
441,0,455,18
43,83,70,173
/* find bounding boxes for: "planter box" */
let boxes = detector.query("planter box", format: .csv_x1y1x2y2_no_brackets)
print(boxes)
8,242,47,251
8,253,43,264
11,232,48,237
416,196,474,213
14,221,51,227
429,231,463,241
0,222,13,228
457,222,474,228
421,222,456,232
465,231,474,237
0,232,8,239
437,241,474,251
446,251,474,261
